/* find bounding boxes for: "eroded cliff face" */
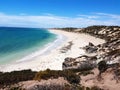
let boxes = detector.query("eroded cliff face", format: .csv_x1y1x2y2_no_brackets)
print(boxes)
63,26,120,70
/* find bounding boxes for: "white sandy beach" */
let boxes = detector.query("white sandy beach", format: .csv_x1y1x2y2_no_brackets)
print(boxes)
0,29,105,72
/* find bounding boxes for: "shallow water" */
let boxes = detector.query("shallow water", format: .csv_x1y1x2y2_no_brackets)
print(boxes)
0,27,57,64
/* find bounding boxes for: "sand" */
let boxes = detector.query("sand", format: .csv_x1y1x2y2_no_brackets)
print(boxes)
0,29,105,72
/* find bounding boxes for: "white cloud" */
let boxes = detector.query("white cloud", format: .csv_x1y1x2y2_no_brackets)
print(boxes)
78,15,99,19
0,12,120,28
96,13,120,19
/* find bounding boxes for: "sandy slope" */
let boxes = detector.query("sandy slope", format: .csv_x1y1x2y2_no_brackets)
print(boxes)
81,68,120,90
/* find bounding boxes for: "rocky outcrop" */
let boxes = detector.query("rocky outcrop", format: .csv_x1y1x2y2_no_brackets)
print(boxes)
62,26,120,70
83,42,98,53
62,55,97,70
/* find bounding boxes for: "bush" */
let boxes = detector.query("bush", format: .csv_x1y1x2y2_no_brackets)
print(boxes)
98,61,107,74
114,69,120,76
34,69,62,81
63,70,80,84
91,86,103,90
34,69,81,84
79,71,94,76
10,86,24,90
0,69,36,86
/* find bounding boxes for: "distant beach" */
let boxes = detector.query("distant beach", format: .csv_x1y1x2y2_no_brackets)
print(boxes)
0,29,105,72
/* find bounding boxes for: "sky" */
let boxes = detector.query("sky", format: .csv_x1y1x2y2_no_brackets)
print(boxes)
0,0,120,28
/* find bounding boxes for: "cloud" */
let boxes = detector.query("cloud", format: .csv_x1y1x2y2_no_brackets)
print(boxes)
78,15,99,19
96,13,120,19
0,12,120,28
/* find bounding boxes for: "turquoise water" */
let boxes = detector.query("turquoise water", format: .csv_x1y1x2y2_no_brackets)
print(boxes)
0,27,57,65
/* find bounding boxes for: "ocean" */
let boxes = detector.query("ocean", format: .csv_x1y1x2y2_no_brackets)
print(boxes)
0,27,57,65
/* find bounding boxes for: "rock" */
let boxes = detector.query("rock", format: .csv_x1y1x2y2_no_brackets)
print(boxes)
62,57,76,70
89,42,94,46
62,56,97,71
83,42,98,53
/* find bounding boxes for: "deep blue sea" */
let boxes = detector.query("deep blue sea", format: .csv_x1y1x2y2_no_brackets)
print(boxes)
0,27,57,65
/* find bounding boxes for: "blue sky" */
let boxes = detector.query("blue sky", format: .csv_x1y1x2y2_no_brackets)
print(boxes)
0,0,120,27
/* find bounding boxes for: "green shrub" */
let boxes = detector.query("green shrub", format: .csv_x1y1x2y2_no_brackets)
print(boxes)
0,69,36,86
34,69,81,84
34,69,62,80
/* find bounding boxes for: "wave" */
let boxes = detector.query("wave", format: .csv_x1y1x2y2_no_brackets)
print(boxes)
16,30,67,62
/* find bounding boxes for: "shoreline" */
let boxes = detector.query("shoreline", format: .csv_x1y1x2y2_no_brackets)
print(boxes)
16,31,67,62
0,29,105,72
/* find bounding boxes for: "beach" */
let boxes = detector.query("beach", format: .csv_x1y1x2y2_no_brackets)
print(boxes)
0,29,105,72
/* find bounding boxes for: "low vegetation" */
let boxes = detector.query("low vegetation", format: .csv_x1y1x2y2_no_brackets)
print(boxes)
34,69,81,84
107,49,120,56
56,27,78,32
0,69,36,87
79,70,94,76
98,60,107,75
